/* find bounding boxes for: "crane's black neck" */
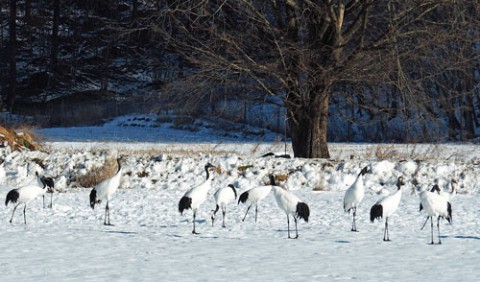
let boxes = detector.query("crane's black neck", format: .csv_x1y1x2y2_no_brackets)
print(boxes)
396,178,404,190
269,174,276,186
116,158,122,173
205,165,211,180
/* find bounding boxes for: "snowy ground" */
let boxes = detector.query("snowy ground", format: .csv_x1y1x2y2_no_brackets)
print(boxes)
0,114,479,281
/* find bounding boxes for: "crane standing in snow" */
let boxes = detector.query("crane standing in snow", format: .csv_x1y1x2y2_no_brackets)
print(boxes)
238,176,273,223
343,166,371,232
5,181,49,224
90,157,123,226
211,184,237,228
270,174,310,239
418,185,453,244
419,179,457,230
178,163,217,234
370,176,405,241
34,172,55,209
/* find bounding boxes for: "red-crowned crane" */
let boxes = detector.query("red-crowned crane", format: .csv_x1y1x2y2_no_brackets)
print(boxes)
270,174,310,239
5,182,49,224
34,172,54,209
343,166,371,231
419,178,457,229
90,157,123,226
419,185,452,245
238,176,273,223
211,184,237,228
178,163,216,234
370,176,405,241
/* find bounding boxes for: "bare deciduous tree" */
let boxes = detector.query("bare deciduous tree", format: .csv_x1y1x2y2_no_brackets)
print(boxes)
158,0,470,158
6,0,17,111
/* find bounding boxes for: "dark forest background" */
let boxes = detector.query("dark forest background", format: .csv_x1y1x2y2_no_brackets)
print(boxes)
0,1,479,149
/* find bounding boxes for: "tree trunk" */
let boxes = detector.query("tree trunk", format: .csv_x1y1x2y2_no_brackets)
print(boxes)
25,0,32,23
462,93,475,140
132,0,138,20
288,92,331,159
51,0,60,73
6,0,17,111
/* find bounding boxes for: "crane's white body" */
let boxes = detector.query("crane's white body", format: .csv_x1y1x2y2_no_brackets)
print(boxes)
0,162,6,183
211,184,237,227
5,184,47,224
344,174,366,212
419,190,451,219
272,186,302,215
373,188,402,219
270,175,310,239
238,185,272,223
343,166,370,231
178,163,216,234
419,188,452,244
11,185,45,204
182,177,212,211
90,159,123,225
370,176,404,241
94,169,122,203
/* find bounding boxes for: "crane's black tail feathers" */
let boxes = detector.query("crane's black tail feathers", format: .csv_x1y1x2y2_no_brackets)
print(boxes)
370,204,383,223
5,189,19,206
89,189,98,209
446,201,453,224
296,202,310,222
178,196,192,215
41,176,55,189
238,191,248,204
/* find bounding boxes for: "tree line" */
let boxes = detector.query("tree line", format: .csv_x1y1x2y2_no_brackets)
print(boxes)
0,1,479,158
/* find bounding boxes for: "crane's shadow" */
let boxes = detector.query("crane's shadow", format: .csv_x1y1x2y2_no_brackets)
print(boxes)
453,235,480,240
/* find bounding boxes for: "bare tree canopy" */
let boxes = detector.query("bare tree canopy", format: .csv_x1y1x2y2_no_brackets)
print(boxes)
157,0,479,158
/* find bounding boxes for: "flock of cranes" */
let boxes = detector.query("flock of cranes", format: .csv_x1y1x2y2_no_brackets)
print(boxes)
3,158,456,243
344,166,455,244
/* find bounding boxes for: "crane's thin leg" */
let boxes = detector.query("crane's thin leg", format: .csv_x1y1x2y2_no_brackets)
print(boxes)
383,218,391,241
43,195,46,209
192,209,199,234
294,216,299,239
242,205,251,222
287,214,291,239
420,216,429,230
351,208,358,232
429,217,434,245
50,193,53,208
23,204,27,224
222,206,226,228
104,202,113,226
255,205,258,223
437,217,442,245
10,203,20,223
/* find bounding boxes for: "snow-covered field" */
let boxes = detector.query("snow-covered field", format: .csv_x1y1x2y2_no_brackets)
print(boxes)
1,115,479,281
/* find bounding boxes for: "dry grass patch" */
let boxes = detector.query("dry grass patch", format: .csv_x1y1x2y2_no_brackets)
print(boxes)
0,124,39,151
73,156,119,188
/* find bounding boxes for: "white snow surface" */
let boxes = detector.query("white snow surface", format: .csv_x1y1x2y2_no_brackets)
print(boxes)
0,114,479,281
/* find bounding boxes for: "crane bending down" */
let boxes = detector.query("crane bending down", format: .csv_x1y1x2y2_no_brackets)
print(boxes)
5,182,48,224
238,177,273,223
211,184,237,228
